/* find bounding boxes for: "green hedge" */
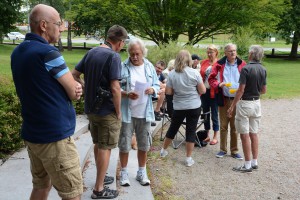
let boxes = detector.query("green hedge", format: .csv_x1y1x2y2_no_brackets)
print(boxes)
0,77,23,158
0,76,85,159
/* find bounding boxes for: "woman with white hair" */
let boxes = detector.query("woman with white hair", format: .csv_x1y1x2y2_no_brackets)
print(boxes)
118,38,160,186
160,50,206,167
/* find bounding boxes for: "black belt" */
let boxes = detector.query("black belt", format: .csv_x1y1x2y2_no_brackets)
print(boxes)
241,97,259,101
224,96,235,100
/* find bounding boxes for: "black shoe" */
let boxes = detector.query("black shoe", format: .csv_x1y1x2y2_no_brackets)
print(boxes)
91,186,118,199
104,175,114,185
154,111,162,121
151,122,156,126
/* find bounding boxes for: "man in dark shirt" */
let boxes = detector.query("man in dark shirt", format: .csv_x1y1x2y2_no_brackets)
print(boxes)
11,4,83,200
72,25,127,199
227,45,267,173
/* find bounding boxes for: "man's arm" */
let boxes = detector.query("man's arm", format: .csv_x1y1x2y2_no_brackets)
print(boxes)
111,79,121,119
71,69,85,88
227,84,245,118
57,71,82,100
261,85,267,94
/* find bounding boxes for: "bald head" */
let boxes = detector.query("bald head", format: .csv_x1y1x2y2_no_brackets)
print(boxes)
29,4,59,33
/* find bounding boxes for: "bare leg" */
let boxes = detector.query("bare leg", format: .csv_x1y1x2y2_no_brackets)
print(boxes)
119,152,129,168
137,150,147,167
30,185,51,200
155,94,165,113
162,137,173,150
186,142,195,157
94,147,111,192
240,134,251,161
250,133,258,160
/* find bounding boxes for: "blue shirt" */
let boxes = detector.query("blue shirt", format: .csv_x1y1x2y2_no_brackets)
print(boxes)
120,58,160,123
223,59,240,97
75,47,122,116
11,33,76,143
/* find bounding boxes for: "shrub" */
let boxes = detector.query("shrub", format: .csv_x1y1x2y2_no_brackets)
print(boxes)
147,41,206,65
0,76,23,158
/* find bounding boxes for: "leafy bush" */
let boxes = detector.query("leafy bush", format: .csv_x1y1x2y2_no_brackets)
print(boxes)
147,41,206,65
0,76,23,158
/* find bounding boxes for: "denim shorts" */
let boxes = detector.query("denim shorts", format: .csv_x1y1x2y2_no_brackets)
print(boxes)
88,112,121,149
25,137,83,199
235,100,261,134
118,117,152,152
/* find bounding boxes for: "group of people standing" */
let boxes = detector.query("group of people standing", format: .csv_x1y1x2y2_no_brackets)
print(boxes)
10,4,267,200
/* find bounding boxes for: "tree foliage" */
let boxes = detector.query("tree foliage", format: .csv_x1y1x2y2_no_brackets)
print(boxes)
68,0,287,45
277,0,300,59
0,0,22,43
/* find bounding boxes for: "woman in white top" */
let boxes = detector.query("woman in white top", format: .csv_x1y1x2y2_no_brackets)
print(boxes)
160,50,206,167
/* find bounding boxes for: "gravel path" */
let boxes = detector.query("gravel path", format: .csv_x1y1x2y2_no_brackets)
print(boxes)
148,98,300,200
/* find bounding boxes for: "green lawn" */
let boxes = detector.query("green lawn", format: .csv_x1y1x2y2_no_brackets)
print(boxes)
1,44,299,99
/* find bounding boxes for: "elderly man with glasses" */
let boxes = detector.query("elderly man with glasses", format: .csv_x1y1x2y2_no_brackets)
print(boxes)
209,43,246,160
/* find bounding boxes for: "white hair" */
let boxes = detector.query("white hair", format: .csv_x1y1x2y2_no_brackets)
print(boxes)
249,45,264,62
127,38,148,57
224,43,237,52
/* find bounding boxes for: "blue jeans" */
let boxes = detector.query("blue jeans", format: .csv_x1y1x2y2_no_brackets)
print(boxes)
200,89,219,132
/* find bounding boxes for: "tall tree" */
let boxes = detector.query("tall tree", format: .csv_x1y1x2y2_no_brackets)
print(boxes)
0,0,22,43
277,0,299,59
186,0,286,45
68,0,287,45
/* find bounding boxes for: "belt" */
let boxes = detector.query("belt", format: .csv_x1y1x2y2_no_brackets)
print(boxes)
224,96,235,100
241,97,259,101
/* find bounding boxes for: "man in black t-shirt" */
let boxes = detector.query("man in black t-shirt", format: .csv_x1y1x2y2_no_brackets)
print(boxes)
227,45,267,173
72,25,128,199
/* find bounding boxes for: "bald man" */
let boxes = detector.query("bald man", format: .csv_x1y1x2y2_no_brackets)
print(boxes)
11,4,83,200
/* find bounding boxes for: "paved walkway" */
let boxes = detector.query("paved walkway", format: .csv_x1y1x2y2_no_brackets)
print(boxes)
0,115,162,200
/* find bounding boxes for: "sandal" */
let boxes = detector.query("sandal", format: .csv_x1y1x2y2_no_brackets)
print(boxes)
204,136,210,142
91,186,119,199
104,175,114,185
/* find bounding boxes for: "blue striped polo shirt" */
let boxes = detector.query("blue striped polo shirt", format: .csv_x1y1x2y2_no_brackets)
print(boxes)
11,33,76,143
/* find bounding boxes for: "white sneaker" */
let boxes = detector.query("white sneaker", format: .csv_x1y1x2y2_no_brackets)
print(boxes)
120,171,130,186
160,149,168,158
136,171,150,186
185,157,195,167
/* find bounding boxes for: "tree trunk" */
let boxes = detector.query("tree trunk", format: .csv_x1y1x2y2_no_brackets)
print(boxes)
67,21,72,51
58,38,64,52
289,31,299,59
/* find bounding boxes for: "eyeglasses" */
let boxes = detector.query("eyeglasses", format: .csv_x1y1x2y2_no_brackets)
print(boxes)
44,20,63,27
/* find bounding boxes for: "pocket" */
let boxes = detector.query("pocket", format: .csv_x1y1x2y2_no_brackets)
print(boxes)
108,119,121,145
53,157,82,189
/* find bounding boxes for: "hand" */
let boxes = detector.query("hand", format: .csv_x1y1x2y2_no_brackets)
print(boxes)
128,91,139,100
219,82,226,88
145,87,154,95
227,106,233,118
75,82,83,100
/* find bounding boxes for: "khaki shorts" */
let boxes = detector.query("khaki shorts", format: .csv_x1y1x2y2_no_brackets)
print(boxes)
118,117,152,152
88,113,121,149
25,137,83,199
235,100,261,134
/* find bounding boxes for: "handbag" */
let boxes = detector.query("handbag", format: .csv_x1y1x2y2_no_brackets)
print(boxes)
216,87,224,107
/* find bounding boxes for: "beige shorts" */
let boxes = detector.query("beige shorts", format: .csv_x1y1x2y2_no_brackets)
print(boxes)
88,112,121,149
235,100,261,134
25,137,83,199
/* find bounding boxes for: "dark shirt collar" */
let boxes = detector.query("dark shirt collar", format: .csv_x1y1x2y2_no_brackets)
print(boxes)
25,33,49,44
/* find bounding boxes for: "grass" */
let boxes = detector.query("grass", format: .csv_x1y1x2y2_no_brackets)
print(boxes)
1,44,299,99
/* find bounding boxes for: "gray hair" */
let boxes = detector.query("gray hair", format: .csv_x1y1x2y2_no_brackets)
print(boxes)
127,38,148,57
224,43,237,52
249,45,264,62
